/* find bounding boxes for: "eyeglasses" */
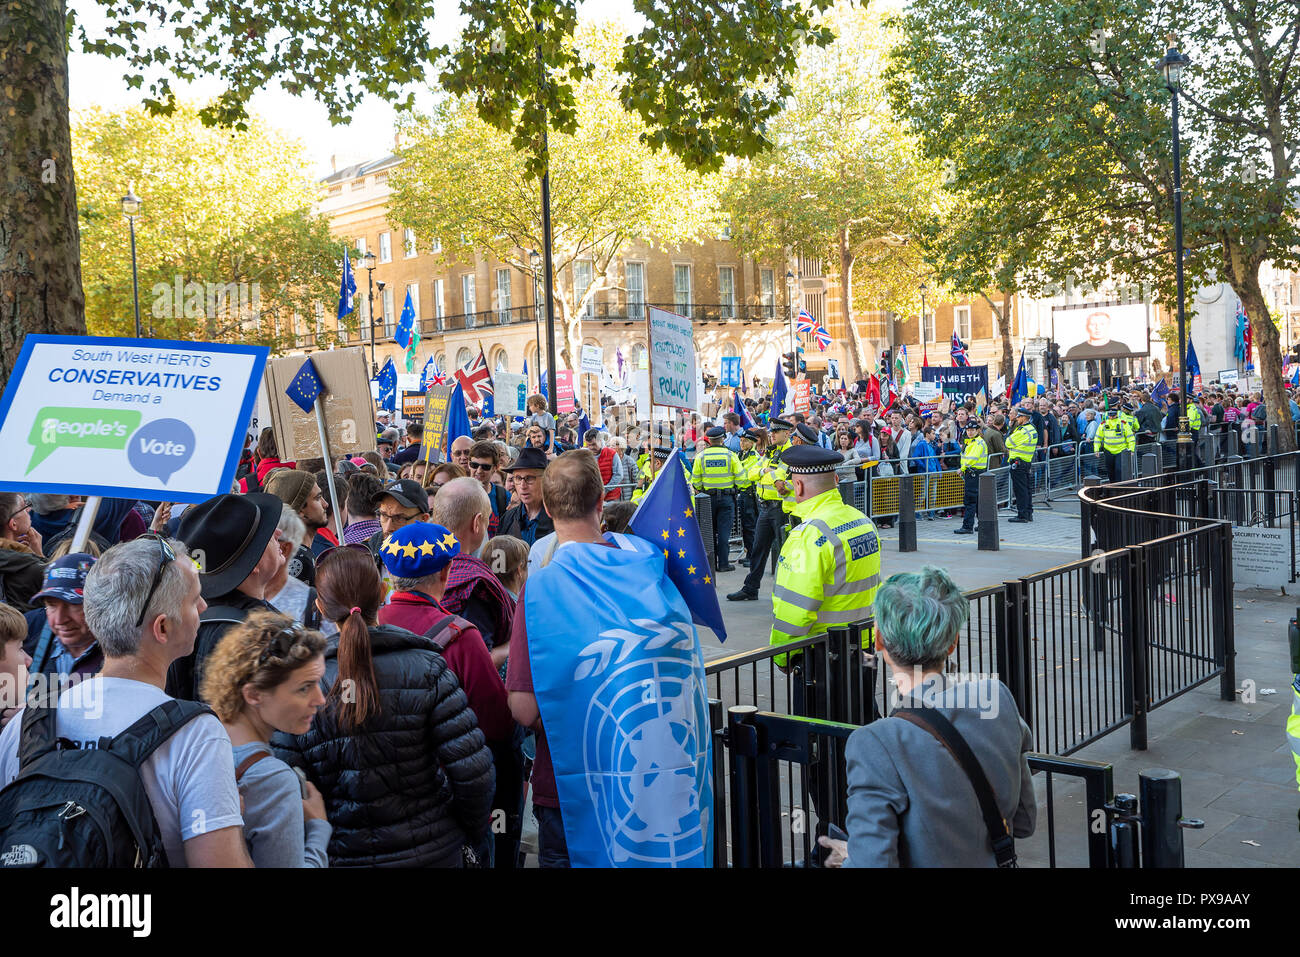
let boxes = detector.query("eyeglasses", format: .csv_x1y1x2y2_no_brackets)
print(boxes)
134,533,177,628
468,461,494,472
259,621,305,665
378,509,420,523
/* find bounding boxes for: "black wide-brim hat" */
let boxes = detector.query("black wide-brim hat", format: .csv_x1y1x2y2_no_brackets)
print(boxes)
178,492,283,599
503,447,549,472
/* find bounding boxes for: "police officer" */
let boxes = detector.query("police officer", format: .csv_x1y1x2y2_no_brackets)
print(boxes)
769,443,881,840
692,426,742,572
736,428,763,566
631,446,688,504
1097,407,1131,482
954,419,988,535
728,418,794,600
1006,404,1038,523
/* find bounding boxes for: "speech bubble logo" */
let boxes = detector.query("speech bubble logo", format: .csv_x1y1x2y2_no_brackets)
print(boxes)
127,418,196,484
26,407,143,473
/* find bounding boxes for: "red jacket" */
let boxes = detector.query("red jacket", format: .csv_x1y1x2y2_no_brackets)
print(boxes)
239,456,296,493
596,447,620,501
377,590,512,744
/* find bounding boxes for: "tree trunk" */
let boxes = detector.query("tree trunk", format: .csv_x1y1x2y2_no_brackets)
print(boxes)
1225,260,1296,452
838,229,866,382
979,291,1016,385
0,0,86,385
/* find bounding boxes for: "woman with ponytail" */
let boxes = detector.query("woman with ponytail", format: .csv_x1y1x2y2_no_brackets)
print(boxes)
271,545,496,867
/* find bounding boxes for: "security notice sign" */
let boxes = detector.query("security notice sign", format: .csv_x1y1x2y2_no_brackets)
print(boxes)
0,335,267,503
648,306,697,410
1231,525,1292,589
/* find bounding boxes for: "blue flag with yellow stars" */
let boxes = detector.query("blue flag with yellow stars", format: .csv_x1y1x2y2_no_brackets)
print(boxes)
286,357,323,414
628,448,727,640
376,357,397,413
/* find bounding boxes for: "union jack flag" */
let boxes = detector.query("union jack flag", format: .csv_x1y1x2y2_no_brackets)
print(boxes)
813,325,833,351
950,331,970,367
795,310,816,336
455,347,494,404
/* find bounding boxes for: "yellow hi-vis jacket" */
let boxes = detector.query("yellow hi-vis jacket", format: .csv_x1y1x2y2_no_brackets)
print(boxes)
1290,676,1300,791
756,441,794,511
960,435,989,473
1120,413,1140,451
1098,418,1131,453
691,443,742,492
1005,423,1038,464
1187,403,1204,432
631,459,690,504
769,487,881,667
736,449,758,490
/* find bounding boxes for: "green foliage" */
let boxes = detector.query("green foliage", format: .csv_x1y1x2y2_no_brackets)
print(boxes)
441,0,839,177
73,104,343,350
391,20,724,362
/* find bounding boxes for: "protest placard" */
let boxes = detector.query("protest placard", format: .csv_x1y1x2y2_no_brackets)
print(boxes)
648,306,697,411
921,365,989,406
556,370,576,413
720,356,742,387
0,335,267,502
495,372,527,416
401,391,425,418
794,380,811,414
423,383,454,455
1219,369,1239,387
264,348,374,461
581,344,604,376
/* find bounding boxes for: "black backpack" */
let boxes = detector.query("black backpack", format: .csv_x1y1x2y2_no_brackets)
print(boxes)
0,693,214,867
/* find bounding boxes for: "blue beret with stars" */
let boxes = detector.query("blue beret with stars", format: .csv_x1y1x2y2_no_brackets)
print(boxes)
380,521,461,579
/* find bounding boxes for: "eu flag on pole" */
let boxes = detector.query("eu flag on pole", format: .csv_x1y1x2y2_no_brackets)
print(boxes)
771,355,788,416
286,357,323,414
377,358,397,413
1151,377,1170,410
444,379,473,456
337,248,357,320
1010,347,1029,405
733,389,754,429
394,288,421,373
1186,339,1202,392
628,449,727,641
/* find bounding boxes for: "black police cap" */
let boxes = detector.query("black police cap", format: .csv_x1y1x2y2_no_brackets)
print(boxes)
782,445,842,475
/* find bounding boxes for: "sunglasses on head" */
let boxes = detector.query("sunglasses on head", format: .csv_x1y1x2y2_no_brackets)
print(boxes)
259,621,305,665
135,533,177,628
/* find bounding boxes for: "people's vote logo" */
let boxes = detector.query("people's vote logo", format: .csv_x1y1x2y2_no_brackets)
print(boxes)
127,419,195,484
26,407,143,473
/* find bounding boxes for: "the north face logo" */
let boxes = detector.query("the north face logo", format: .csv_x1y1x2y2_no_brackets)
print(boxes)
0,843,39,866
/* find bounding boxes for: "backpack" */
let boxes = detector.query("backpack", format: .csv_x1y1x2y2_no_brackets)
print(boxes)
0,692,214,867
424,614,469,651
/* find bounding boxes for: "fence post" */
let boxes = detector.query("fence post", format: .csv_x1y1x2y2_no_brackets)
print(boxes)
1124,546,1149,750
1082,477,1102,556
1140,453,1158,477
709,698,727,869
1139,769,1199,868
1270,423,1280,456
898,473,917,552
825,626,850,725
1085,764,1116,868
1217,525,1236,701
727,705,760,868
995,580,1031,726
978,473,999,551
1109,793,1141,867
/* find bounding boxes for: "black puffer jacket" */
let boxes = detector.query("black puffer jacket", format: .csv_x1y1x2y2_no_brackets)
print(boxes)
272,624,495,867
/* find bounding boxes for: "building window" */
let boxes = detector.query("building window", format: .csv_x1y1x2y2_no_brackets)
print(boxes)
433,279,445,326
495,268,512,323
490,346,508,374
455,347,472,370
356,237,367,258
359,294,371,341
626,262,646,321
760,268,775,318
462,274,477,326
631,343,647,370
350,178,365,191
719,266,736,318
314,302,325,335
378,231,392,264
435,352,445,374
922,308,935,344
674,264,692,318
382,285,395,337
574,260,594,320
404,283,420,326
954,305,972,341
431,236,442,254
403,228,417,258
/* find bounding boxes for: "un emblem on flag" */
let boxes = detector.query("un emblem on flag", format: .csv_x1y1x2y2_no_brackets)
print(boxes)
576,619,711,866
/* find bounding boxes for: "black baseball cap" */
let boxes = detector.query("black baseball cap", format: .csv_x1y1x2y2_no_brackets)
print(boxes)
372,478,429,513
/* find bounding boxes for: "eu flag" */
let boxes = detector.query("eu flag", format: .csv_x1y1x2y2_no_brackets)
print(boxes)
628,449,727,640
1151,377,1170,410
395,288,421,373
286,357,323,414
1010,346,1029,405
337,248,357,320
733,389,754,429
377,357,397,413
771,355,788,417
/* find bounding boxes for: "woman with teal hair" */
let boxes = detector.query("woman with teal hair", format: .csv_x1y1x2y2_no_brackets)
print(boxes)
822,566,1036,867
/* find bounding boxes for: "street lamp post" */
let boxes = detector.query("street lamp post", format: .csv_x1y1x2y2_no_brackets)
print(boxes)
919,281,928,372
1161,39,1193,472
363,250,378,376
530,248,542,392
786,269,798,358
120,186,143,338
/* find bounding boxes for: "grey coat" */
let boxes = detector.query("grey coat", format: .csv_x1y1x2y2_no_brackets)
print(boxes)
844,675,1036,867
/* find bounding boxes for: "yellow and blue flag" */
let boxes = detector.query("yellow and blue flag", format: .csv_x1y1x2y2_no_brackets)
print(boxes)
628,449,727,641
376,358,397,413
286,357,322,414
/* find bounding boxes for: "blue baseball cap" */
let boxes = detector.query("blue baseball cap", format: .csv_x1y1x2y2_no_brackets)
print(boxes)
33,552,96,604
380,522,460,580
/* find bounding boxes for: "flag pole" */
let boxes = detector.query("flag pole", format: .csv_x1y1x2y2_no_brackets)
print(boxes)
313,395,345,541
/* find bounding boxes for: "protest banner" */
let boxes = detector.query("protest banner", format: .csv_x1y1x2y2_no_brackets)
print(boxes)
921,365,989,406
0,335,266,503
720,356,742,387
556,370,577,413
423,383,454,460
826,358,841,382
401,391,425,419
264,348,374,461
913,381,941,403
648,306,697,411
581,344,604,376
495,372,528,416
793,379,811,414
1219,369,1239,387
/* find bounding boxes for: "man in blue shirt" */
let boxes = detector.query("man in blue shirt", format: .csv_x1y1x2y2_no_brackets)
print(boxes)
22,553,101,688
721,412,743,454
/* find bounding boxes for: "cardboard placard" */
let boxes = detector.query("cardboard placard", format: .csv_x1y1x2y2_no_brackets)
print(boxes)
264,347,374,461
401,391,425,418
